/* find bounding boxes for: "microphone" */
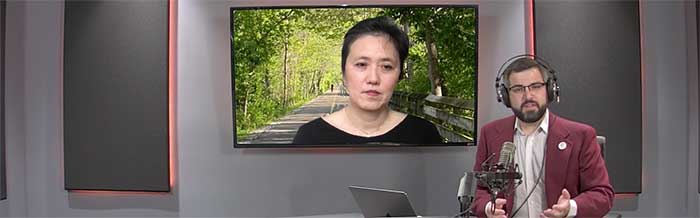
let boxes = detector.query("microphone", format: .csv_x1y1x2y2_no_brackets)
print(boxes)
489,142,517,194
457,172,475,214
497,142,516,170
455,172,476,217
475,142,522,210
457,174,467,198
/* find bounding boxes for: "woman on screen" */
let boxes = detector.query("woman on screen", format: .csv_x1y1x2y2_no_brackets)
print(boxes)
292,16,442,145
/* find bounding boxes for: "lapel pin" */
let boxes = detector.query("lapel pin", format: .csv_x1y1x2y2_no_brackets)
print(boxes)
558,142,567,150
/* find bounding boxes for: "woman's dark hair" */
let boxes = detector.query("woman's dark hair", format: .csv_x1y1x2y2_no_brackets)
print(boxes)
341,16,409,80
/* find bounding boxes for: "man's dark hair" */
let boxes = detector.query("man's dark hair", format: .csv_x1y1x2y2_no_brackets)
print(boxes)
341,16,409,80
502,57,550,88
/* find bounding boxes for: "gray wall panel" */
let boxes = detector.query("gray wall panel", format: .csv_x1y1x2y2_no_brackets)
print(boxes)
3,1,29,216
63,1,169,191
534,1,642,193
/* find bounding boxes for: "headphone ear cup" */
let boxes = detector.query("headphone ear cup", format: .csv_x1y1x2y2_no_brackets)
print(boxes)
552,80,560,103
545,69,560,103
546,78,562,103
546,78,554,103
498,84,511,108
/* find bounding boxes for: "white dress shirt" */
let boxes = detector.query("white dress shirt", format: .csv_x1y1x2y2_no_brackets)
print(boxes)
511,110,548,217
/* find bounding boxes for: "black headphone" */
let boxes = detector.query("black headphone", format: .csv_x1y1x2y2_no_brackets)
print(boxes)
495,54,560,108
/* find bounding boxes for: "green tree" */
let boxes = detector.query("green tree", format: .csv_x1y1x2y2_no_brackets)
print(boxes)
382,7,477,100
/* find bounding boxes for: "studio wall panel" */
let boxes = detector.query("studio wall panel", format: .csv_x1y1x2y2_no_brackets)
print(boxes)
534,1,642,193
0,0,7,200
63,0,169,192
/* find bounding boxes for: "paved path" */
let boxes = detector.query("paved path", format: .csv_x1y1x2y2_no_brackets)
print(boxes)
239,90,348,144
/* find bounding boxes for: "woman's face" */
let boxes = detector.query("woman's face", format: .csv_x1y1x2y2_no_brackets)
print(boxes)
343,34,401,112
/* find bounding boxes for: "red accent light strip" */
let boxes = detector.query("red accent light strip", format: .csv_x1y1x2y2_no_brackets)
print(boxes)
168,0,177,189
527,0,535,55
638,0,645,195
70,190,171,196
614,193,639,199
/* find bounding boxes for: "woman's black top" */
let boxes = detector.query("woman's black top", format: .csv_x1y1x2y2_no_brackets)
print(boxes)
292,114,443,145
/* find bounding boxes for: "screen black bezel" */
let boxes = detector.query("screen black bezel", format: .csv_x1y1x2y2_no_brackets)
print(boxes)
230,4,479,148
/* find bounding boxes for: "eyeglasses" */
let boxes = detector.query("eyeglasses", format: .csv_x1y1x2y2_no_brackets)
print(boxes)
508,82,546,95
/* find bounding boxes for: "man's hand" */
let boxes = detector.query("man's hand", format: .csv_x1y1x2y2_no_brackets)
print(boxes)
541,189,571,218
486,198,508,218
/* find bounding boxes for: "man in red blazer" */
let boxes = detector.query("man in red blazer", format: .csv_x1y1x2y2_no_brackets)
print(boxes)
471,56,614,218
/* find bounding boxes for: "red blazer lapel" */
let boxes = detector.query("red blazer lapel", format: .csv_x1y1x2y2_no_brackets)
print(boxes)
491,116,516,152
544,113,572,208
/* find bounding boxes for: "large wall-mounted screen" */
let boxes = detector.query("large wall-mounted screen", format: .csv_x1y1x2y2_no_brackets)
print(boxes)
232,5,478,147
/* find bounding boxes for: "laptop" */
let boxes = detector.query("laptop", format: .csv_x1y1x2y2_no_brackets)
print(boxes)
348,186,418,217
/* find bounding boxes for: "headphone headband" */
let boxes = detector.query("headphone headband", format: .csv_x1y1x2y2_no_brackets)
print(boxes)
495,54,556,86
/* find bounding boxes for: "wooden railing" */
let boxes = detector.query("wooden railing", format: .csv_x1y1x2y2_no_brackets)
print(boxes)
390,91,475,142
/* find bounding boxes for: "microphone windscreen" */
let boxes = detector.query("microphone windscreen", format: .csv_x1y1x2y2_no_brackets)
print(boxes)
457,173,467,197
498,141,516,166
457,172,475,197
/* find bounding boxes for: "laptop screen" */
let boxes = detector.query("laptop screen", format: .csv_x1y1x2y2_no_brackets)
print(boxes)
348,186,417,217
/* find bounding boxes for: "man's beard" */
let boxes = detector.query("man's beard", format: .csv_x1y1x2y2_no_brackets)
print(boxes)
512,101,547,123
